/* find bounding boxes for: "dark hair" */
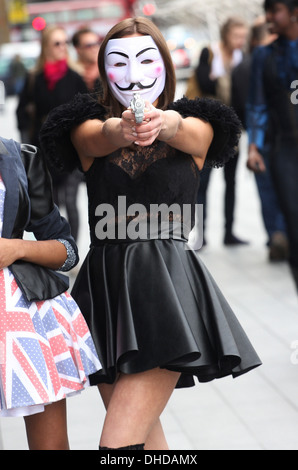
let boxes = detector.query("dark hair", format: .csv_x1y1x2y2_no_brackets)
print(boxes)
72,27,97,47
248,22,269,51
264,0,298,11
97,17,176,117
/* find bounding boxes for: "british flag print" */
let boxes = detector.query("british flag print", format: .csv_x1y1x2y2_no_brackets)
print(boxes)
0,175,101,417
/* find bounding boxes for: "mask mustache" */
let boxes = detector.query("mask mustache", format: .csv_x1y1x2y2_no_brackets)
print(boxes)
115,78,157,91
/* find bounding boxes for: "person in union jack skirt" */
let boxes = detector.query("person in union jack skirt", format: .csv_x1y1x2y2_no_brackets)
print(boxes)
0,137,101,449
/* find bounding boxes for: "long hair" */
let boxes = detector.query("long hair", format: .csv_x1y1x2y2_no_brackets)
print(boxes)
34,25,81,74
220,17,247,46
97,17,176,117
34,26,67,72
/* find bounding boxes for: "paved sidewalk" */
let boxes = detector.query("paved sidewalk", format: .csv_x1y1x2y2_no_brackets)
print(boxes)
0,97,297,450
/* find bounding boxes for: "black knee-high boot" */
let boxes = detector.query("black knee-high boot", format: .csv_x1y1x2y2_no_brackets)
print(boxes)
99,444,145,450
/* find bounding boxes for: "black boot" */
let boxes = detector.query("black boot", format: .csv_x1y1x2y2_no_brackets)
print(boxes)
99,443,145,450
224,232,249,246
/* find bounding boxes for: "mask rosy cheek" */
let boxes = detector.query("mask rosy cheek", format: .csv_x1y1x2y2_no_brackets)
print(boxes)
107,72,116,82
154,64,165,77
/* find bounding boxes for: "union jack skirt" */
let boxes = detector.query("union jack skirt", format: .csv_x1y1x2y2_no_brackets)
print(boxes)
0,175,101,417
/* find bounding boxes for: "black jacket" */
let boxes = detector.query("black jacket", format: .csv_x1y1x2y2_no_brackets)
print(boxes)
16,67,88,145
0,137,78,300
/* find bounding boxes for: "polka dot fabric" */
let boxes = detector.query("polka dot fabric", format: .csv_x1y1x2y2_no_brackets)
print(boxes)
0,175,101,417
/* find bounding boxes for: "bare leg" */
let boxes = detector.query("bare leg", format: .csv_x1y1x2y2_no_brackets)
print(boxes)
24,399,69,450
99,381,169,450
98,368,180,449
144,419,169,450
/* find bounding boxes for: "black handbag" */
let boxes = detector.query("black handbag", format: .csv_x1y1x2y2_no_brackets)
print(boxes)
10,260,69,302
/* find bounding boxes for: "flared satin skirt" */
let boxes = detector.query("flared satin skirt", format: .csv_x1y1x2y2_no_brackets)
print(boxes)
71,238,261,388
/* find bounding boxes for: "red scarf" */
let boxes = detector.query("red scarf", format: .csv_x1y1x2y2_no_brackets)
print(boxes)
43,59,68,90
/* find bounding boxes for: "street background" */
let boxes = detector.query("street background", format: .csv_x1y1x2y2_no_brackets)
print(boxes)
0,87,297,450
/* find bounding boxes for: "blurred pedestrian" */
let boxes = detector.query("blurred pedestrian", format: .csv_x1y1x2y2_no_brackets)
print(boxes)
232,18,289,262
8,54,26,95
72,27,102,93
0,136,101,449
194,17,249,245
16,25,88,242
246,0,298,290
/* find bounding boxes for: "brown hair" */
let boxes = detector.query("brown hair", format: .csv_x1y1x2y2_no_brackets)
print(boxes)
97,17,176,117
220,17,247,45
72,27,98,47
35,25,68,72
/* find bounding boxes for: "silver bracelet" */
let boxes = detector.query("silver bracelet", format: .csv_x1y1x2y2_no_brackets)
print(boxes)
56,239,77,271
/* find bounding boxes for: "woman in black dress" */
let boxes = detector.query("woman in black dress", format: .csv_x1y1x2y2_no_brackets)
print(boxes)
41,17,261,451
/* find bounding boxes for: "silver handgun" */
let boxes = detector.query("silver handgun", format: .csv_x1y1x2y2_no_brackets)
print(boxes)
130,92,145,124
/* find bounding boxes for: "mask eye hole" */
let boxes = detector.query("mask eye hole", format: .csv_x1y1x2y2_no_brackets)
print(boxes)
141,59,153,64
114,62,126,67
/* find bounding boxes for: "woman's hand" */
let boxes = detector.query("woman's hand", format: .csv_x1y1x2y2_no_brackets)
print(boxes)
121,102,166,146
247,144,266,173
72,106,167,171
0,238,22,269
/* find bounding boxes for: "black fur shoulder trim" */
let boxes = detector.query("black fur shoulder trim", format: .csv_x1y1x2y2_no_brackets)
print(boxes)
169,97,242,168
40,92,106,172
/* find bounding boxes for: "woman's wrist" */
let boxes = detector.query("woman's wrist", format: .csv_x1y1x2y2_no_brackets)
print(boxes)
17,239,67,269
102,117,131,148
157,110,182,142
12,239,26,261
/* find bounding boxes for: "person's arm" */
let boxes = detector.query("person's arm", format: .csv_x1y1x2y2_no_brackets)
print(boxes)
40,93,241,175
247,143,266,172
132,106,214,169
246,46,270,173
0,238,67,270
71,105,214,171
15,144,79,272
160,115,214,170
70,118,132,171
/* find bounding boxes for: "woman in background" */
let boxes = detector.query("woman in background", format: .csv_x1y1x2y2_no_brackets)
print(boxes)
17,25,88,242
194,17,249,246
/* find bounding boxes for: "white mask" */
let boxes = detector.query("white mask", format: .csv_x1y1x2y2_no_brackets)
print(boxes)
104,36,166,108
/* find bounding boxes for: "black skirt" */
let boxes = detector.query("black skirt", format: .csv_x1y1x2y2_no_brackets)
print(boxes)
71,238,261,388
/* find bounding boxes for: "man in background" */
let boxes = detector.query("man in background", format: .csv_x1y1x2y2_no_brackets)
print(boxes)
72,27,102,92
246,0,298,291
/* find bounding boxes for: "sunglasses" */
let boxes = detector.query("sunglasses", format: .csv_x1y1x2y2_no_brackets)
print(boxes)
52,40,69,48
80,41,100,49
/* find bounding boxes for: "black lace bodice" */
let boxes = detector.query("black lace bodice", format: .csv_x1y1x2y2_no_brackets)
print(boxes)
85,139,199,243
40,93,242,242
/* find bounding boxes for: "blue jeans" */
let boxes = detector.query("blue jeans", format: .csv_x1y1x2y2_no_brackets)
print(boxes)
255,146,287,243
270,137,298,269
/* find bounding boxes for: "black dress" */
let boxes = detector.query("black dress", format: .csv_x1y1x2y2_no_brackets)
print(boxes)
40,93,262,388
